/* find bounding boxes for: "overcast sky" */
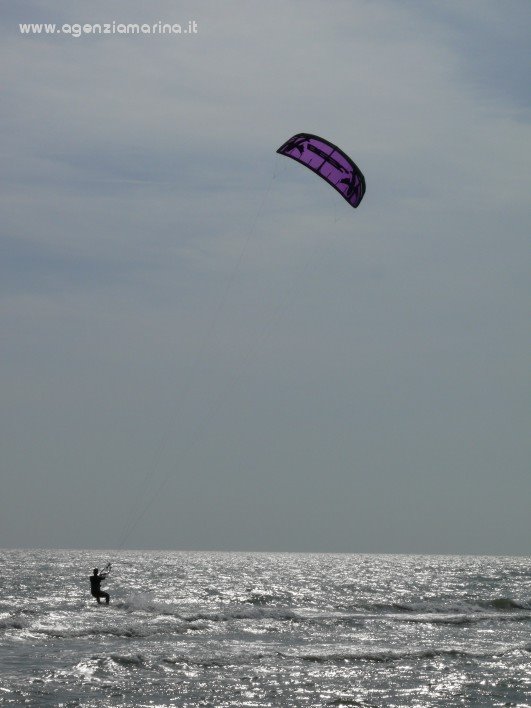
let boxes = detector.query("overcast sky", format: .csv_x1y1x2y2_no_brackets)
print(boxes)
1,0,530,555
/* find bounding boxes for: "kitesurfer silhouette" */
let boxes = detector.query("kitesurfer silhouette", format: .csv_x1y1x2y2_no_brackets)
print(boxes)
90,567,110,604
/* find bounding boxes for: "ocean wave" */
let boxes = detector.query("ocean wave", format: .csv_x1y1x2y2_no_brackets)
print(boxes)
16,611,530,643
241,590,294,606
297,644,523,664
60,642,531,678
113,592,301,623
12,605,299,640
391,611,531,626
338,596,530,617
96,589,531,624
31,620,193,640
63,653,154,679
161,649,287,668
182,606,300,623
108,653,147,667
156,644,529,669
10,604,530,642
300,607,531,628
481,597,529,611
327,699,377,708
0,616,29,630
112,596,301,623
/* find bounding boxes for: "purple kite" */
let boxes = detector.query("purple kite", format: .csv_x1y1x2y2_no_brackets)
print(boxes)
276,133,366,209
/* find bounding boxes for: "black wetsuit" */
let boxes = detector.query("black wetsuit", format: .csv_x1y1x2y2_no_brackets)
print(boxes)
90,573,110,604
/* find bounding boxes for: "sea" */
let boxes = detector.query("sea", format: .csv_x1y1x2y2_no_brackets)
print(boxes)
0,550,529,707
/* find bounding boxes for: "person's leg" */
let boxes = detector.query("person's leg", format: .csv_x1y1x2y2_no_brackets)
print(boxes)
103,592,110,605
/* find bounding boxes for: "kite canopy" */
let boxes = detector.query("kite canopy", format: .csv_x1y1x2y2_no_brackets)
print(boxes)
276,133,366,209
